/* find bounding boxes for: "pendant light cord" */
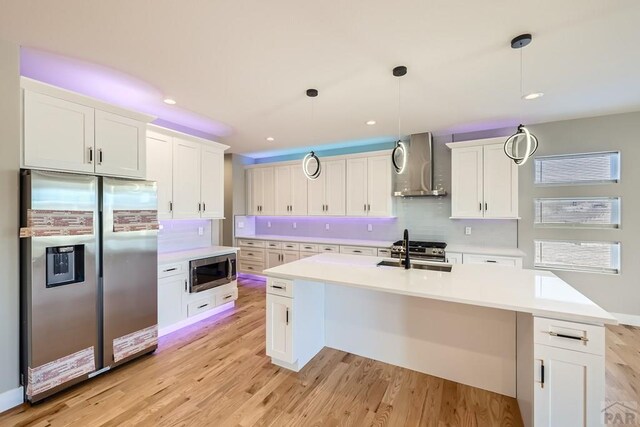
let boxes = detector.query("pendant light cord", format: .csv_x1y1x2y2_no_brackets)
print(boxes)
519,47,524,124
397,77,402,142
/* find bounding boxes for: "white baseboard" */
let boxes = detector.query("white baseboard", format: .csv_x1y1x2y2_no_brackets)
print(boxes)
0,386,23,414
159,301,235,337
611,312,640,327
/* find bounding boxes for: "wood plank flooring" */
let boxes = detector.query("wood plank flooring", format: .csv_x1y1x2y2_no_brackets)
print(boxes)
0,276,637,426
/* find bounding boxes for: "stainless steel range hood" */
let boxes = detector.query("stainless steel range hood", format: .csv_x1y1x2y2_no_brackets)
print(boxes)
392,132,447,197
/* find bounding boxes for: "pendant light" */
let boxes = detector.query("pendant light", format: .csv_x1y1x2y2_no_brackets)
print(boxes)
504,34,540,166
302,88,322,180
391,66,408,174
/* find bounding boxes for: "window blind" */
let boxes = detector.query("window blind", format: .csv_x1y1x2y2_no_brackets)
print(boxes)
534,240,620,274
534,151,620,185
534,197,620,228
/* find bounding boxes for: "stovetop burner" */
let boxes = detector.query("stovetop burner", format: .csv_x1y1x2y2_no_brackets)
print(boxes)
392,240,447,249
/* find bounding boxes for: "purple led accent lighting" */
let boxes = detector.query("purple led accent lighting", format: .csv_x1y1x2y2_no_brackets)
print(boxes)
20,47,233,138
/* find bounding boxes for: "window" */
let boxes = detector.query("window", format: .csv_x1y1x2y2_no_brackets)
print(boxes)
534,197,620,228
534,151,620,185
534,240,620,274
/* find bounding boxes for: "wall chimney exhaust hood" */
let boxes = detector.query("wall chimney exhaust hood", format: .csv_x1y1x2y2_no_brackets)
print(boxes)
393,132,447,197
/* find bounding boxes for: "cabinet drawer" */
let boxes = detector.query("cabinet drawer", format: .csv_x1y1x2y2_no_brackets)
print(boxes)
377,248,391,257
534,317,605,356
158,262,186,279
239,260,264,274
299,252,317,259
187,297,214,317
216,288,238,306
299,243,318,252
239,247,265,262
266,241,282,249
238,239,266,248
281,242,300,251
340,245,376,256
463,254,521,268
319,244,340,253
267,278,293,298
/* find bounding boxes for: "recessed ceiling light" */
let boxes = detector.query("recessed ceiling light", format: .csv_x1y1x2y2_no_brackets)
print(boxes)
522,92,544,100
163,98,176,105
366,120,376,126
266,137,275,142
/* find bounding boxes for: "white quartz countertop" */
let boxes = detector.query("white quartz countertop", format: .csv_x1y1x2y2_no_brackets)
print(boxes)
263,253,617,325
158,246,239,264
236,234,395,248
446,244,526,257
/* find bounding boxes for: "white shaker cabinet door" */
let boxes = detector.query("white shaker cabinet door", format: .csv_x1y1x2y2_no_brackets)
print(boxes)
307,172,326,216
172,138,202,218
483,143,518,219
23,90,95,174
266,294,294,363
367,156,392,217
290,166,308,216
451,146,484,218
94,110,146,178
346,157,368,216
324,160,346,216
274,165,293,216
200,146,224,219
266,250,284,269
146,131,174,219
158,276,186,329
246,168,259,215
259,167,276,216
534,344,605,427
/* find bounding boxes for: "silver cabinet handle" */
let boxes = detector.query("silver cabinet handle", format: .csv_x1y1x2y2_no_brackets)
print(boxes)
353,250,362,253
169,201,173,212
548,331,589,342
485,260,497,263
271,285,285,290
198,303,209,309
364,204,367,212
184,280,187,292
485,202,488,211
285,307,289,325
98,148,103,165
88,147,93,164
368,204,371,211
223,294,233,300
163,267,177,272
203,202,206,212
540,360,545,388
479,202,482,211
198,203,202,212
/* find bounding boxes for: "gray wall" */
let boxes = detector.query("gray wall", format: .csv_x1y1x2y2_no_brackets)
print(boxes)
222,153,253,246
520,112,640,316
0,40,20,395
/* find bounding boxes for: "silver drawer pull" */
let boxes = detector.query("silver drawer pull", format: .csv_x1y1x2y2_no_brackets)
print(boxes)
271,285,285,290
197,304,209,309
353,250,362,253
485,260,497,263
548,331,588,342
223,294,233,300
163,267,177,272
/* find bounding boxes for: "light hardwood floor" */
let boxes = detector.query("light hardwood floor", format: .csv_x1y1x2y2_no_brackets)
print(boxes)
0,276,638,426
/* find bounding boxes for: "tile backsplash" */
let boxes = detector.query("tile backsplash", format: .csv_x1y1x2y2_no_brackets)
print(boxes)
159,219,214,252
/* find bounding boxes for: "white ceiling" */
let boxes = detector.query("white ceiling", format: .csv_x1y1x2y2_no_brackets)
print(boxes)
2,0,640,155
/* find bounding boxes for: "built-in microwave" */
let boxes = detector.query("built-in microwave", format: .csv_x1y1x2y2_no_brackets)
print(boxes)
189,253,237,293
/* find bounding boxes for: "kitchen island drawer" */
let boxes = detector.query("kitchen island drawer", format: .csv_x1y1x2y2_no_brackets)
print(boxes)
239,247,265,262
267,277,293,297
238,239,266,248
340,245,376,256
534,317,605,356
463,254,522,268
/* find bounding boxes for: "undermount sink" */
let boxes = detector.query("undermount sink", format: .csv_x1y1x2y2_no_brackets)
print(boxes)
376,260,452,272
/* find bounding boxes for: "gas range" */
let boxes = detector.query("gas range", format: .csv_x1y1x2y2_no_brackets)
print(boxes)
390,240,447,262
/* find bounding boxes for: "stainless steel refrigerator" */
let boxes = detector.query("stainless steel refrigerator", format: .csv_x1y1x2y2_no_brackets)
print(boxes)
20,170,158,403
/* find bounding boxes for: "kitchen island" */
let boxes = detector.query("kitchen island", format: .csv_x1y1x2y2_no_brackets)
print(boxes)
263,253,617,427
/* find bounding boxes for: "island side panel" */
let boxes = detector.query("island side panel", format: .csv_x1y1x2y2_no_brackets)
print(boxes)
517,312,534,427
323,283,517,397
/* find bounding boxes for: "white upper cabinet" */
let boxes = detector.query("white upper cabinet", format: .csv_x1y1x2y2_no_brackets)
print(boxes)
23,90,96,174
200,146,224,219
146,131,174,219
21,78,153,178
346,155,393,217
147,126,228,220
247,167,275,215
248,151,393,218
172,138,202,219
274,165,308,216
94,110,146,178
448,138,518,219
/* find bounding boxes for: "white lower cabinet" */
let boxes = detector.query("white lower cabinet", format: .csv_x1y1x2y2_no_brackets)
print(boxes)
534,344,604,427
446,252,463,264
463,254,523,268
266,293,294,363
158,275,186,328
